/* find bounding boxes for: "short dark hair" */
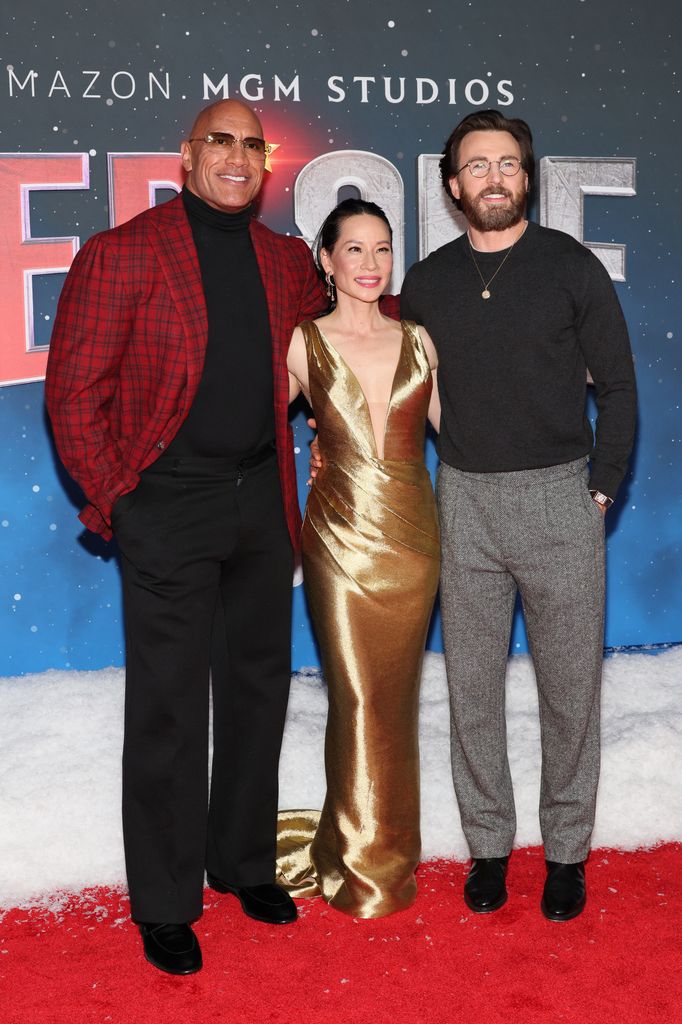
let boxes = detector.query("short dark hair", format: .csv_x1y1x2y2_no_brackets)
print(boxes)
315,198,393,268
439,110,535,209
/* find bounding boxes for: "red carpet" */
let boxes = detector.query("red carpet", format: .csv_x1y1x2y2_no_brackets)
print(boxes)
1,846,680,1024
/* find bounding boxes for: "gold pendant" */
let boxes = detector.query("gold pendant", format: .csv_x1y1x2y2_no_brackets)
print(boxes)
482,289,491,299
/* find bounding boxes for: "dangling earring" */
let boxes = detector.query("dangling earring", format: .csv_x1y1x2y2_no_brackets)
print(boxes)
325,272,336,303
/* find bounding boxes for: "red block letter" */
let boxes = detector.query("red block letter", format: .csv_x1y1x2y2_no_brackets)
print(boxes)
107,153,184,228
0,154,88,386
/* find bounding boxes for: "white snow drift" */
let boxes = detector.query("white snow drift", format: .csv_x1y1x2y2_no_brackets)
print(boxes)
0,649,680,909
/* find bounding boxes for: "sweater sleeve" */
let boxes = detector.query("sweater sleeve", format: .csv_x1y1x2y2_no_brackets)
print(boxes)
400,263,422,322
575,252,637,499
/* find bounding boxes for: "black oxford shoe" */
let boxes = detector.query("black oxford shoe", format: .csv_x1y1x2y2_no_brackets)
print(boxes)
207,875,297,924
541,861,586,921
139,922,202,975
463,856,509,913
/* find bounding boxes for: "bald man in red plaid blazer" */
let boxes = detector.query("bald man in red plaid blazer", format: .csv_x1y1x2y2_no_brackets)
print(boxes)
46,100,327,975
45,185,317,547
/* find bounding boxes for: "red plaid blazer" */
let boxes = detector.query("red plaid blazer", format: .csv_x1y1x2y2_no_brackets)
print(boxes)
45,194,327,544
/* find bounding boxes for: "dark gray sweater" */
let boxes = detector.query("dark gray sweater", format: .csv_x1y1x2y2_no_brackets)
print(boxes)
401,221,636,499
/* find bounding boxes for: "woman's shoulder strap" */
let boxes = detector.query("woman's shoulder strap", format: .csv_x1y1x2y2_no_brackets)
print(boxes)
298,319,319,353
401,319,423,349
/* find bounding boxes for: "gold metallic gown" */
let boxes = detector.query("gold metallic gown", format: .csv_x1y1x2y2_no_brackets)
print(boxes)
277,319,440,918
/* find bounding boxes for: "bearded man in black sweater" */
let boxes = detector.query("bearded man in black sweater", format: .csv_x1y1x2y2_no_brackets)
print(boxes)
401,110,636,922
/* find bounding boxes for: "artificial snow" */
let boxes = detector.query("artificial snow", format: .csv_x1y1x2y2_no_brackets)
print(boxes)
0,649,680,910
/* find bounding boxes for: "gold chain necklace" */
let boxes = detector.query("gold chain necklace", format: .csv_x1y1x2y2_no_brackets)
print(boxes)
467,222,528,300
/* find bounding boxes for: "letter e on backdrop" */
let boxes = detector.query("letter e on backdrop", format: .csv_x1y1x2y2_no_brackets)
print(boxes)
0,154,88,386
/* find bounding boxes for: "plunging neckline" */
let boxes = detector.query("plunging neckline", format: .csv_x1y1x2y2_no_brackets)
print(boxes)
313,320,404,460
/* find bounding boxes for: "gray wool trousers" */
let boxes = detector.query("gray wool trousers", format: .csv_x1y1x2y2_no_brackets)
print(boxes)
437,457,605,864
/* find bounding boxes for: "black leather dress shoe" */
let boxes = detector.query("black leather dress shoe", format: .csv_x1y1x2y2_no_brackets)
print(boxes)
541,861,586,921
207,875,297,924
463,856,509,913
139,922,202,975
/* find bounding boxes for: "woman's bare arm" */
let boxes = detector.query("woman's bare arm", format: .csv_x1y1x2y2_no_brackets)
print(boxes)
287,326,310,404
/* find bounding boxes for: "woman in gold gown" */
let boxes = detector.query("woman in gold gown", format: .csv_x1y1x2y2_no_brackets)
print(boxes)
281,199,440,918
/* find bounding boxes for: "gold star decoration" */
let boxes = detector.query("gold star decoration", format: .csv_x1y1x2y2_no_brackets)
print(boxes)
264,142,280,172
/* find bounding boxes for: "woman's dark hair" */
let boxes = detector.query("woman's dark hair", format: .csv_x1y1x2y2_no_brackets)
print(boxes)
315,198,393,271
439,109,535,209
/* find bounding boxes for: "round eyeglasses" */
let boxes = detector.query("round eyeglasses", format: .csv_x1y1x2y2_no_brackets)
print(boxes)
456,157,522,178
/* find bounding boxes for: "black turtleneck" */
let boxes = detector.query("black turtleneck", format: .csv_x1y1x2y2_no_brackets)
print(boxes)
165,186,275,459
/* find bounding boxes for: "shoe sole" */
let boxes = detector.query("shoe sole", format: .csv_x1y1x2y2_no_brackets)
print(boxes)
540,897,586,922
207,876,297,925
463,890,508,914
143,950,202,975
142,950,201,974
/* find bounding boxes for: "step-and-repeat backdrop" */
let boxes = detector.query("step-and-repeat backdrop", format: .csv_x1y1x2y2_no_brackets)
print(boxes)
1,1,679,674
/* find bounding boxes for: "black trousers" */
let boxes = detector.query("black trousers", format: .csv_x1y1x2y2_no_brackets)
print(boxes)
113,451,294,923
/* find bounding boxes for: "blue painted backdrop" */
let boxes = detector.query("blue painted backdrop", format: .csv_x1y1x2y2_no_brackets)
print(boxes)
0,0,679,675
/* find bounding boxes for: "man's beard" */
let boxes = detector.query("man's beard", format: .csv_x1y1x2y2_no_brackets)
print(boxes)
460,185,526,232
